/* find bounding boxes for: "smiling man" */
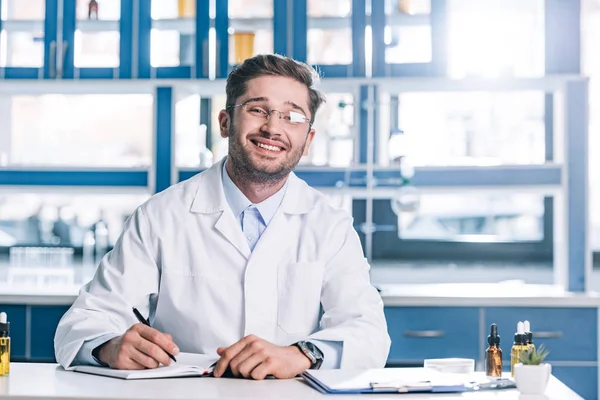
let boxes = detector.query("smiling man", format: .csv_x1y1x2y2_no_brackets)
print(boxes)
54,54,391,380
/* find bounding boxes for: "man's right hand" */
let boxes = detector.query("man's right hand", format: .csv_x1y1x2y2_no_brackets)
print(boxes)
96,323,180,370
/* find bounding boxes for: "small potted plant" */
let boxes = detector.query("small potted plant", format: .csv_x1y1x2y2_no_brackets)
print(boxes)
514,345,552,395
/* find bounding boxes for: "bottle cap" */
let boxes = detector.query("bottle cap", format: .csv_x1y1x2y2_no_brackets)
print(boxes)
514,321,526,344
523,320,533,344
0,312,9,336
488,323,500,346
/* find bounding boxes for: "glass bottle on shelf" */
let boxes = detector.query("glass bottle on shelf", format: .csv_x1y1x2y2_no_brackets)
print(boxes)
178,0,196,18
88,0,99,19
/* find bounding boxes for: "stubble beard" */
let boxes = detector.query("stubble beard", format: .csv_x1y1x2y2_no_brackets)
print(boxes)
227,123,308,187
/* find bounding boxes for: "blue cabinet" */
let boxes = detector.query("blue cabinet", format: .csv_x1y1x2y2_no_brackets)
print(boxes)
484,307,597,362
553,366,598,400
0,305,26,360
385,305,598,399
385,307,480,361
30,305,70,361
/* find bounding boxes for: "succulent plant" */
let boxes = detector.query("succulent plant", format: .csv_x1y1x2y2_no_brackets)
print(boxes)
518,345,549,365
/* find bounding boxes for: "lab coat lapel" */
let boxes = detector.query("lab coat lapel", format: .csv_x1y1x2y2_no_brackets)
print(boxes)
190,158,251,260
214,209,251,259
243,173,313,341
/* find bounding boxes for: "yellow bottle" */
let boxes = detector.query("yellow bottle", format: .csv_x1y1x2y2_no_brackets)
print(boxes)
510,321,528,377
178,0,196,18
0,312,10,376
524,320,535,351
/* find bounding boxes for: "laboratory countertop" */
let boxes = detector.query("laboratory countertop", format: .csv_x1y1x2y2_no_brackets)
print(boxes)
0,363,583,400
0,263,599,307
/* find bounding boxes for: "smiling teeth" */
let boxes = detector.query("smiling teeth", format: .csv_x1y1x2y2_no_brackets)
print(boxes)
257,142,281,151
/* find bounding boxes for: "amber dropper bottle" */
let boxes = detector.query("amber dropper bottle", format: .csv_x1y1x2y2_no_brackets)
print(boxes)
486,323,503,377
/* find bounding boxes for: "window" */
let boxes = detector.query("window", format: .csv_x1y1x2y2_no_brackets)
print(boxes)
174,92,213,168
380,91,545,167
228,0,273,66
307,0,353,65
582,0,600,251
302,93,355,167
384,0,432,64
395,193,543,242
0,0,45,68
0,94,153,167
447,0,545,78
74,0,121,68
150,0,195,67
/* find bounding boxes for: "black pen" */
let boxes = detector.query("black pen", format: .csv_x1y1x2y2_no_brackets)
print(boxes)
132,307,177,363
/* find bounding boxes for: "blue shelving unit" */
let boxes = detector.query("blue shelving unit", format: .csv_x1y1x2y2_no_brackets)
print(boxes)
371,0,448,77
289,0,366,78
61,0,134,79
0,0,57,79
138,0,210,79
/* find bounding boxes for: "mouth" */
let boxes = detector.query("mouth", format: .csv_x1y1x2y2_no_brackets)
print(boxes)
250,139,286,153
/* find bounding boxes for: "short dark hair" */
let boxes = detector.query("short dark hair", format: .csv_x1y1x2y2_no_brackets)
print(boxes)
225,54,325,124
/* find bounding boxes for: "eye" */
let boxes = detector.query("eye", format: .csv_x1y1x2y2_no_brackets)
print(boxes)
247,107,267,116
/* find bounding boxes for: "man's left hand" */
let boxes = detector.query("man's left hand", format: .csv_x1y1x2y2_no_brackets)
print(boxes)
213,334,312,380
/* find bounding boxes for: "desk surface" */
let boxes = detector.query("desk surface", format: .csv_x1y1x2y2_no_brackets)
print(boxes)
0,363,583,400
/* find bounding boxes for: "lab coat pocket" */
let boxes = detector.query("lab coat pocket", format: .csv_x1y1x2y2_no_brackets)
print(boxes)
277,261,324,336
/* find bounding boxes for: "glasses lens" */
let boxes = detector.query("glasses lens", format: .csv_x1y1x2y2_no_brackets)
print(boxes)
288,111,307,123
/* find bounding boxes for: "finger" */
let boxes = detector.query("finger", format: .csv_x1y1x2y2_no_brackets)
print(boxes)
164,333,173,342
229,345,262,377
111,345,146,370
250,358,274,380
237,352,267,378
214,336,255,378
115,357,147,370
136,336,172,367
136,324,179,356
217,347,226,356
129,348,160,369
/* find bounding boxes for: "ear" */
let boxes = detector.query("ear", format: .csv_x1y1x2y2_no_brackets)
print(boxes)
302,128,316,157
218,109,231,139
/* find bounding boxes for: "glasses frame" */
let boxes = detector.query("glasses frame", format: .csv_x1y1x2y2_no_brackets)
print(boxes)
226,101,313,132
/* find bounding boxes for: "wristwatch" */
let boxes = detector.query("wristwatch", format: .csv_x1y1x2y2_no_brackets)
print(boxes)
294,341,324,370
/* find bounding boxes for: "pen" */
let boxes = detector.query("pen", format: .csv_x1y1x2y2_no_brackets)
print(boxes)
132,307,177,363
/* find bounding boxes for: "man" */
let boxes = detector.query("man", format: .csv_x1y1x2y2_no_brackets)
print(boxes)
54,54,390,380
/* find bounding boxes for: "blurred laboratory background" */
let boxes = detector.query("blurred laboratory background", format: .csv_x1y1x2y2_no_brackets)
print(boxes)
0,0,597,283
0,0,598,397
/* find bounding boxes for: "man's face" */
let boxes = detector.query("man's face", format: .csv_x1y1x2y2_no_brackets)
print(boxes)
218,75,316,184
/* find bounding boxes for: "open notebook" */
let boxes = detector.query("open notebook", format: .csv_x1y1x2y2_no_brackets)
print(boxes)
72,353,220,380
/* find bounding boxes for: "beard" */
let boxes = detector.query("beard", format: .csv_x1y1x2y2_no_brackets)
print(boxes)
227,123,308,186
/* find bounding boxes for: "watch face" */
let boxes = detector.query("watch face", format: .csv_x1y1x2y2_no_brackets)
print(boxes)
305,342,323,360
301,341,323,369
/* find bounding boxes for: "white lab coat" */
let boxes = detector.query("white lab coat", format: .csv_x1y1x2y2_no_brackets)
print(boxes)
54,158,391,369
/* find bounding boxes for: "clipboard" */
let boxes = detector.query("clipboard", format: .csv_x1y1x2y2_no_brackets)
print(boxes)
301,368,516,394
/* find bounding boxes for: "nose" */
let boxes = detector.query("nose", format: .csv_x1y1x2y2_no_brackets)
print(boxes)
261,111,285,134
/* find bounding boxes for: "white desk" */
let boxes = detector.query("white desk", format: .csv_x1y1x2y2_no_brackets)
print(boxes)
0,363,583,400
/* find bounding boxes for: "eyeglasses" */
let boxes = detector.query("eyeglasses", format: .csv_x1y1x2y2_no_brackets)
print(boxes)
227,102,312,132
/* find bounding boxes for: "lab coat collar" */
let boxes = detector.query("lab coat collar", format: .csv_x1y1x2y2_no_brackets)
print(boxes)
190,157,314,215
221,160,287,226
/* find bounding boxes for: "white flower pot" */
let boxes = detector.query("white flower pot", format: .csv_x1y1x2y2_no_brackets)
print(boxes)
514,363,552,395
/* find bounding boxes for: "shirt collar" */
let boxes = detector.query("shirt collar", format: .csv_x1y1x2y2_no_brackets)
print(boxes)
221,159,288,225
